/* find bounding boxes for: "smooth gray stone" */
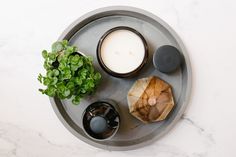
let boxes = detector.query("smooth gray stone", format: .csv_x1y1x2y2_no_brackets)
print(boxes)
90,116,108,134
153,45,182,73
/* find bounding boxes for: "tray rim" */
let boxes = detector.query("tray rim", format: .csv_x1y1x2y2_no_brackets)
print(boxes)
50,6,192,151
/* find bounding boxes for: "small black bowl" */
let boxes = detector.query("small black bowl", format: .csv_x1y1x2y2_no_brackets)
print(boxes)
82,100,120,141
97,26,148,78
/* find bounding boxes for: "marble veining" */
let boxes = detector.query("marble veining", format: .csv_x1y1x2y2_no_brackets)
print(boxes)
1,0,236,156
0,115,215,157
181,115,215,144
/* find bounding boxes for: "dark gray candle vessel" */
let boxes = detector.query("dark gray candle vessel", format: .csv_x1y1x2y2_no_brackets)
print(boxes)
97,26,148,78
153,45,182,73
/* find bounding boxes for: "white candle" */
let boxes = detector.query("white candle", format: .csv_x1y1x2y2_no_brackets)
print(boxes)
100,29,146,74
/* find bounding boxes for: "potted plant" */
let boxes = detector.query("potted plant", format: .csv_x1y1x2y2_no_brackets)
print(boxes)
38,40,101,104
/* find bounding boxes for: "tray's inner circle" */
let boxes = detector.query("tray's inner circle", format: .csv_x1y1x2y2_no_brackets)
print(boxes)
55,11,189,149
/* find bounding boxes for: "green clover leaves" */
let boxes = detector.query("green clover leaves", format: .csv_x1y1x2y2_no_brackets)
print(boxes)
38,40,101,105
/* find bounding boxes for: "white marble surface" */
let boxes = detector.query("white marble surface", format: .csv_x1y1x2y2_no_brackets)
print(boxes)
0,0,236,156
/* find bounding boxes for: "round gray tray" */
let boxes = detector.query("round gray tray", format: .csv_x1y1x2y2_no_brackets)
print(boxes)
50,6,192,151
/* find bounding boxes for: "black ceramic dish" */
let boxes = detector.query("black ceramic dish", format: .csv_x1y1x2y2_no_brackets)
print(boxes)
97,26,148,78
82,100,120,141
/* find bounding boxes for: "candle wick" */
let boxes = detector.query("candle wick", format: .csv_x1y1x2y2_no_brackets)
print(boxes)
129,51,134,56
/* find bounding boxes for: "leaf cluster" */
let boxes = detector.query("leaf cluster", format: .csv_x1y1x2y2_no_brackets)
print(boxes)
38,40,101,104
